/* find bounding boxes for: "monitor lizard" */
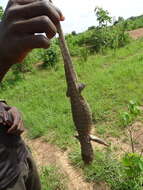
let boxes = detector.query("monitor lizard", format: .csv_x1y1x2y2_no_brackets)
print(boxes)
57,23,109,164
50,0,108,164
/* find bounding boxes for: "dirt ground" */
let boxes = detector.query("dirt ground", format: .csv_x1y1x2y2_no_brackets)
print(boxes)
23,132,111,190
23,121,143,190
128,28,143,39
24,135,94,190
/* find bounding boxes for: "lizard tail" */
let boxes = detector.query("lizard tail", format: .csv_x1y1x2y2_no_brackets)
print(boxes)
89,135,109,146
75,135,109,147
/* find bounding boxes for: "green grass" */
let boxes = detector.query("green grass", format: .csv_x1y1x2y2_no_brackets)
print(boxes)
69,148,143,190
1,38,143,146
40,165,67,190
69,149,122,189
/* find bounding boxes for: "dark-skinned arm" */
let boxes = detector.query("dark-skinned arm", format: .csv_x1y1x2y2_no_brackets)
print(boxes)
0,0,64,82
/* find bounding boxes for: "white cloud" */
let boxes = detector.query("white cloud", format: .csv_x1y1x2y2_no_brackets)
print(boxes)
0,0,143,33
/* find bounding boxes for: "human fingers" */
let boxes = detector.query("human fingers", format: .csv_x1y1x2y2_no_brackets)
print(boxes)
7,113,19,133
5,0,64,25
6,107,21,134
10,119,24,135
6,0,36,9
17,119,24,135
16,34,50,62
20,34,50,49
10,16,57,39
0,111,9,125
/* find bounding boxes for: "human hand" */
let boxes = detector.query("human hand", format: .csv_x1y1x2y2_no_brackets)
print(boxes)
0,0,64,65
0,102,24,135
7,106,24,135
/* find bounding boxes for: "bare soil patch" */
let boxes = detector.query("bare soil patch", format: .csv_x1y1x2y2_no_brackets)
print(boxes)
23,134,94,190
128,28,143,39
107,121,143,157
23,121,143,190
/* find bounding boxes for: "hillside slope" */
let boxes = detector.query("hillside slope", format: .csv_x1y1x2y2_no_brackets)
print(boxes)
1,37,143,189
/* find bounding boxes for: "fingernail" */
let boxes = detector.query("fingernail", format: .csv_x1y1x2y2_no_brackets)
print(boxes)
61,16,65,21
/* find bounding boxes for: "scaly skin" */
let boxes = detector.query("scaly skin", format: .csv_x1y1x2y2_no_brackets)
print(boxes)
57,23,94,164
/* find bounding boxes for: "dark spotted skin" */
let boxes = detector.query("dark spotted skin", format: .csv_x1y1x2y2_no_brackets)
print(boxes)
57,23,94,164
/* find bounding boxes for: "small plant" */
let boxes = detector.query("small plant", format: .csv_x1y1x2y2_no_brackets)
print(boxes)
120,153,143,190
120,100,141,153
121,111,132,127
120,100,141,127
79,100,143,190
128,100,140,117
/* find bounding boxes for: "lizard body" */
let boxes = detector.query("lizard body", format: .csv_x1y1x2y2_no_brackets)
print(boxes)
57,24,107,164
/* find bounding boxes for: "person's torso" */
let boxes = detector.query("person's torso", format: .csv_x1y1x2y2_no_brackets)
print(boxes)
0,125,28,189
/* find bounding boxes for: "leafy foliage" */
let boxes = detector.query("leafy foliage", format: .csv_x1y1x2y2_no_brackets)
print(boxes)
42,43,59,68
76,26,130,53
94,7,112,27
0,6,4,20
122,153,143,179
120,153,143,190
120,100,141,127
11,51,37,80
64,7,130,55
123,15,143,31
70,150,143,190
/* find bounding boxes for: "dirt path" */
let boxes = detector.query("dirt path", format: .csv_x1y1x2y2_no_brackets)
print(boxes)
24,135,95,190
23,121,143,190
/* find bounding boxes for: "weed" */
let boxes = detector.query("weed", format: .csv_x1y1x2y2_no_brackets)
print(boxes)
120,100,141,128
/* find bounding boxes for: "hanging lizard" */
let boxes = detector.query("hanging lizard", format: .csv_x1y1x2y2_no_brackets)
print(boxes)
57,24,108,164
50,0,108,164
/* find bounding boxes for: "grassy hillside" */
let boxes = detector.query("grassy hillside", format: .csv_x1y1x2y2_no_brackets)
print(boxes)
1,37,143,145
1,37,143,189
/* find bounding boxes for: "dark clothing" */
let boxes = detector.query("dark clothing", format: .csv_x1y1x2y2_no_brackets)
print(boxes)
4,151,41,190
0,125,41,190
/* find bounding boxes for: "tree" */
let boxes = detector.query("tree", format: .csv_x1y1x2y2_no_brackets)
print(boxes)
94,7,112,27
71,31,77,36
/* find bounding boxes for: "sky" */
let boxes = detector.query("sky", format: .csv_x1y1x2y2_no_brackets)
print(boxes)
0,0,143,33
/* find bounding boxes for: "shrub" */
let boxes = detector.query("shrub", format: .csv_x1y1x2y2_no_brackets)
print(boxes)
42,43,59,68
65,34,81,56
120,153,143,190
120,100,140,127
77,25,130,54
11,52,35,80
